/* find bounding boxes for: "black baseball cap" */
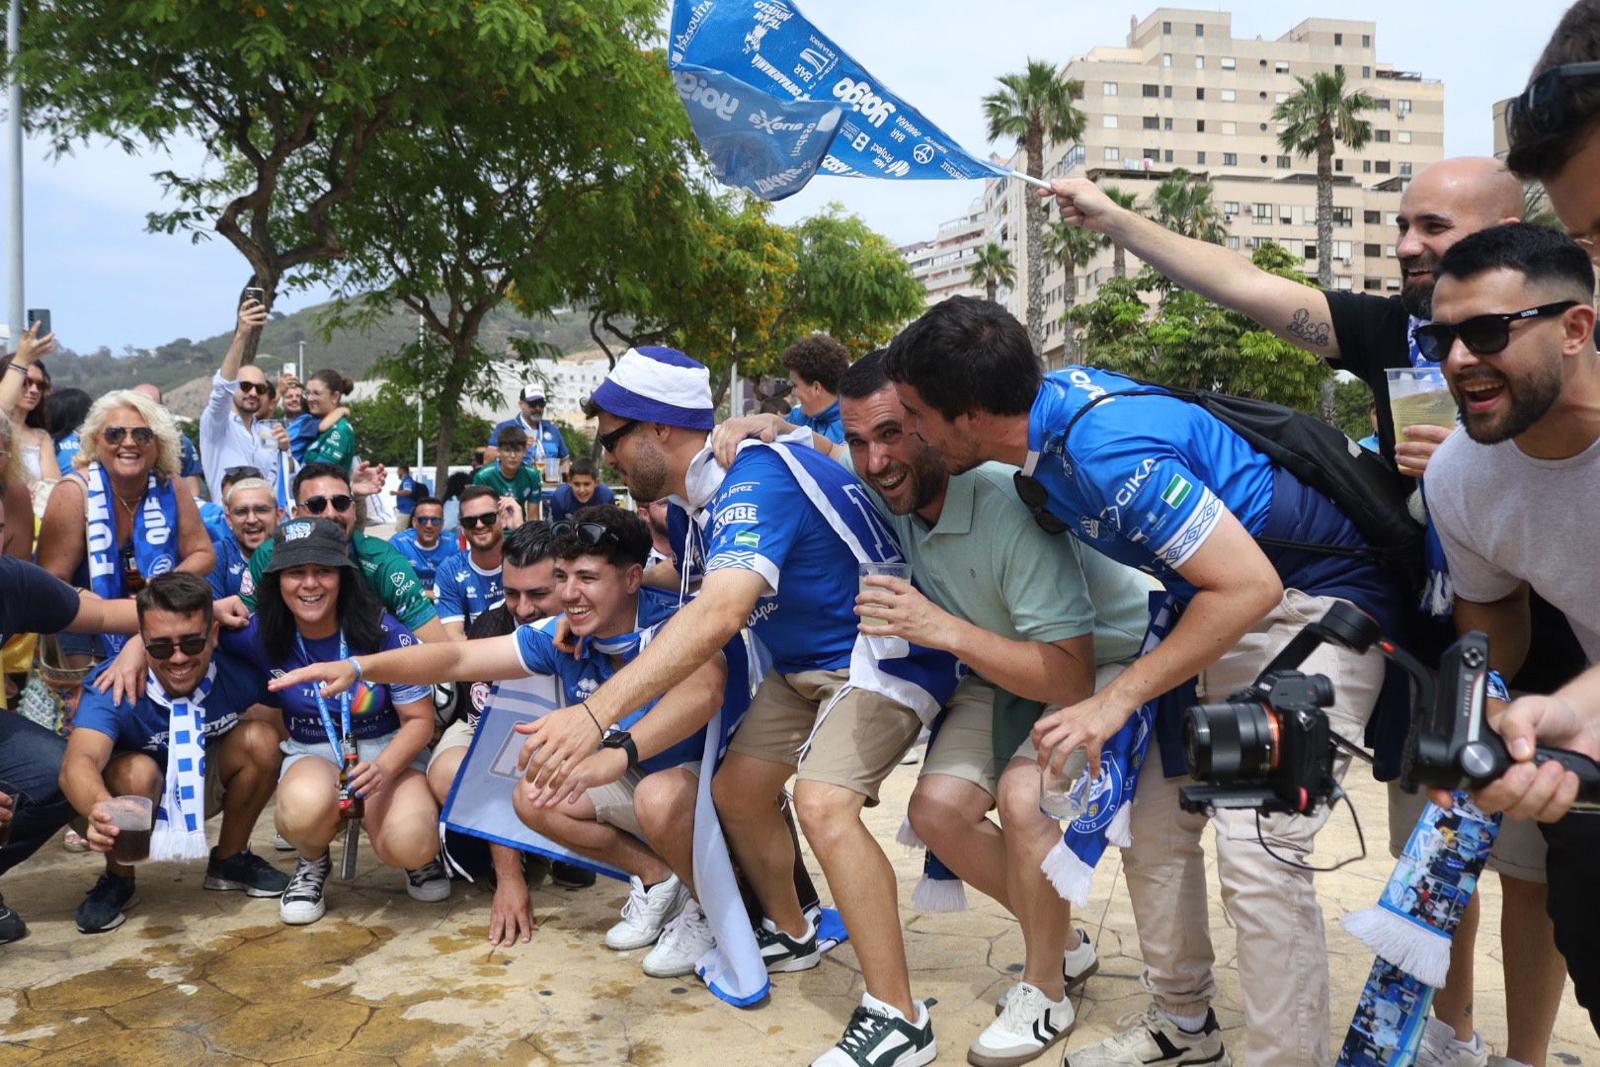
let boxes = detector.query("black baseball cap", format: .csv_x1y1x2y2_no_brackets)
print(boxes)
264,517,355,573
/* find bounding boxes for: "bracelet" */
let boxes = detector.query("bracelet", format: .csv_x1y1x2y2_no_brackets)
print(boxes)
3,361,23,375
346,656,365,686
1486,669,1510,704
579,701,604,737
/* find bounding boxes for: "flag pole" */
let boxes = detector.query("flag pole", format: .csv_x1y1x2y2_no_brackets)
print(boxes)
1008,170,1054,192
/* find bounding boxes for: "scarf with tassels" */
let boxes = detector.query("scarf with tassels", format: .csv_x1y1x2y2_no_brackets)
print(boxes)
147,663,218,862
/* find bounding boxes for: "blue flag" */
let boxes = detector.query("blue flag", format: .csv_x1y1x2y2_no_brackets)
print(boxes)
669,0,1009,200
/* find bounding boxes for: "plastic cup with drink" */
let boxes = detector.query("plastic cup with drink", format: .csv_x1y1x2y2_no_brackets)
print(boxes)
1039,755,1094,823
1386,367,1458,437
102,795,154,864
858,561,911,629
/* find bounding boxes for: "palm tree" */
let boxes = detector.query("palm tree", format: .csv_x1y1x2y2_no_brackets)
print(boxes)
1100,185,1141,278
1274,68,1375,290
1150,168,1227,244
1043,219,1101,361
983,60,1085,353
967,241,1016,303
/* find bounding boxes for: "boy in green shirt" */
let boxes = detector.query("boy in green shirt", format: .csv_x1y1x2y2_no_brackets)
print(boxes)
472,425,542,519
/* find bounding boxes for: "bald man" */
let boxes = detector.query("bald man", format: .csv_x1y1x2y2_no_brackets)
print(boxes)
1050,160,1571,1066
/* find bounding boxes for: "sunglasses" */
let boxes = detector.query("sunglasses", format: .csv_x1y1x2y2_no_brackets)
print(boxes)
236,381,270,396
103,425,155,446
459,512,500,530
550,520,619,548
301,494,354,515
229,503,276,519
225,465,264,481
146,634,209,660
1506,62,1600,139
597,419,641,453
413,515,444,527
22,375,48,392
1414,301,1579,362
1012,472,1068,535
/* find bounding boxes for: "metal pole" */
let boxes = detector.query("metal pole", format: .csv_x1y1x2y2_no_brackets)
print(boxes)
415,314,424,470
296,339,304,383
6,0,24,341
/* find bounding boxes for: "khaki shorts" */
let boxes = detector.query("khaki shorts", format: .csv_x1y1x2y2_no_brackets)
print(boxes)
427,717,477,773
727,668,923,805
106,743,226,820
588,763,699,841
1386,780,1546,883
922,663,1126,798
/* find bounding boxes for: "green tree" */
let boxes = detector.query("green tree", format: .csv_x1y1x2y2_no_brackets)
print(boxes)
967,242,1017,303
1275,68,1375,289
784,205,926,356
1043,219,1101,362
1333,376,1377,442
348,381,493,468
1523,182,1563,230
1150,168,1227,243
983,60,1085,352
1101,185,1141,278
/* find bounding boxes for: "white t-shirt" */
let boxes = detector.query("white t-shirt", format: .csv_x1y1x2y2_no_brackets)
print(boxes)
1425,427,1600,663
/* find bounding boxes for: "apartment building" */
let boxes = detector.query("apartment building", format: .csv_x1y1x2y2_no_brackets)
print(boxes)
901,199,991,305
984,7,1445,361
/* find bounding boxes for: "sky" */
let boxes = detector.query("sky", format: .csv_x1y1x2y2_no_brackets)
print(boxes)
1,0,1573,354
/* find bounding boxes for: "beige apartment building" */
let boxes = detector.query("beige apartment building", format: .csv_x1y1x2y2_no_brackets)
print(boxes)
981,7,1445,362
901,199,989,306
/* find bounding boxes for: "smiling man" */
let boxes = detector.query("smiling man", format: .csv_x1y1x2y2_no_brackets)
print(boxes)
198,295,289,501
388,497,452,594
208,478,278,600
436,485,506,640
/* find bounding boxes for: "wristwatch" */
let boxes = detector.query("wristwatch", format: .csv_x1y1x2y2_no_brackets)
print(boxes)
600,728,639,772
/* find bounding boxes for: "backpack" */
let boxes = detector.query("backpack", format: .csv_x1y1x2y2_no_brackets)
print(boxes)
1062,377,1423,572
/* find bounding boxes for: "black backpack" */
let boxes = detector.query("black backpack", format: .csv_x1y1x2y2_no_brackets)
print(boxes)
1062,377,1422,571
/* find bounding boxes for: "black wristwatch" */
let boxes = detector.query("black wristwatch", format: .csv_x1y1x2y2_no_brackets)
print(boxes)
600,729,639,772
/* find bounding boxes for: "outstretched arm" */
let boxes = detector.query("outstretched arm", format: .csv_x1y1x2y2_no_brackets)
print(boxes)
269,631,527,698
219,300,268,381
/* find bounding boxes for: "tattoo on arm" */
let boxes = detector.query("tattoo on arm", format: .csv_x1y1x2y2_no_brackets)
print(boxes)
1286,308,1332,348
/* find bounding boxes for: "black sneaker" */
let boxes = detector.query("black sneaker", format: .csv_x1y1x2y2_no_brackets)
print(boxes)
551,861,596,889
204,848,290,897
0,892,27,944
757,915,821,973
76,872,138,934
279,853,332,926
404,857,451,902
811,995,937,1066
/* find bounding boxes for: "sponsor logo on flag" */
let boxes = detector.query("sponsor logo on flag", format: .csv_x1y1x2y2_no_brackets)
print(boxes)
1160,475,1192,509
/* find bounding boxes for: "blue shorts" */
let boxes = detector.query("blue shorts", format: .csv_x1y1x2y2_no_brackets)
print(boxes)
279,734,430,778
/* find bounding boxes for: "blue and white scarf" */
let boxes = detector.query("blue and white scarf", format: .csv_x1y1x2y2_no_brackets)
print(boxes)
277,450,298,517
1405,313,1457,619
1041,592,1179,905
80,461,180,656
148,663,217,862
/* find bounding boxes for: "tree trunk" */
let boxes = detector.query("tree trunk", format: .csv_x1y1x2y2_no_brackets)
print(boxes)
1316,127,1337,422
1024,126,1047,354
1112,244,1127,279
1063,262,1077,365
986,275,998,303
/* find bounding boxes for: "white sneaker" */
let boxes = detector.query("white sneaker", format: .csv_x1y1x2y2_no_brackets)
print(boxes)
1063,1004,1230,1066
604,875,687,951
271,833,294,852
997,929,1099,1013
642,899,715,978
811,993,937,1067
280,854,331,926
1416,1018,1488,1067
404,857,451,903
970,981,1075,1066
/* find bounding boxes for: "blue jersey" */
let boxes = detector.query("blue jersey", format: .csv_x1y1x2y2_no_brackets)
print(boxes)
512,587,701,773
179,434,204,480
488,416,568,468
435,551,504,629
396,475,417,514
73,652,267,761
223,614,431,745
55,431,81,473
208,533,251,599
389,528,454,589
789,400,846,445
200,501,231,544
544,482,617,523
287,414,319,462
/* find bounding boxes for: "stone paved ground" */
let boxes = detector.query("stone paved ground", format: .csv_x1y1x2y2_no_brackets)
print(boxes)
1,763,1595,1066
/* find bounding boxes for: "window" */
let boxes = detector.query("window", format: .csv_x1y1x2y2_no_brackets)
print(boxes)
1195,22,1204,35
1195,56,1205,69
1103,81,1119,96
1364,243,1381,257
1227,236,1241,250
1277,154,1292,169
1385,244,1397,257
1163,117,1174,131
1223,152,1238,166
1385,211,1399,225
1280,206,1294,223
1397,130,1412,144
1335,158,1344,172
1221,121,1237,135
1386,278,1400,291
1335,277,1354,291
1196,87,1206,101
1375,129,1390,142
1364,276,1382,291
1334,32,1343,45
1363,210,1381,224
1220,88,1236,102
1162,20,1172,33
1397,98,1412,115
1163,84,1173,99
1362,33,1371,47
1333,206,1353,227
1334,240,1353,261
1164,149,1174,162
1399,161,1413,176
1276,91,1289,103
1196,150,1207,165
1375,160,1391,174
1103,146,1121,161
1276,60,1290,73
1196,119,1206,133
1143,115,1159,130
1223,201,1241,216
1143,147,1160,161
1163,53,1173,67
1103,115,1119,128
1142,83,1159,98
1221,57,1236,70
1362,159,1373,174
1374,98,1391,110
1253,202,1272,223
1304,244,1318,259
1362,66,1372,79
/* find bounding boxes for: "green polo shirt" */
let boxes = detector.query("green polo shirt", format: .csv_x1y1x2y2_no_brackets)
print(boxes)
303,417,356,474
472,462,542,506
240,529,437,632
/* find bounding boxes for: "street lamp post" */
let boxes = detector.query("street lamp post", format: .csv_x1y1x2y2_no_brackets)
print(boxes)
6,0,24,339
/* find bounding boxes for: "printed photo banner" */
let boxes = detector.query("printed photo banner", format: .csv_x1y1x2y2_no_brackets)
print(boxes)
669,0,1010,200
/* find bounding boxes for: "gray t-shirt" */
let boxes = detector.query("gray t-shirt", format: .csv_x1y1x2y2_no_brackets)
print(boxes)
1425,428,1600,663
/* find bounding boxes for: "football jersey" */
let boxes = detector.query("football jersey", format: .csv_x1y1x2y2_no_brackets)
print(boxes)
389,527,455,589
435,551,505,629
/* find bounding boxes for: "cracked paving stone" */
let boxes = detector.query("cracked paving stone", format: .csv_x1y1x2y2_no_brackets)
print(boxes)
200,1000,371,1063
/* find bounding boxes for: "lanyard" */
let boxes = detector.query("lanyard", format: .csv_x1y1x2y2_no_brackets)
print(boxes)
296,631,351,763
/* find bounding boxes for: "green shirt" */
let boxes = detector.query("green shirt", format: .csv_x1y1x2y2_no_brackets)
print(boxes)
240,529,437,632
473,463,542,505
303,417,355,473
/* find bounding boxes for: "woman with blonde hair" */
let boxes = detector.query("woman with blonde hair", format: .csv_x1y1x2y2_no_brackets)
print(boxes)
38,390,214,659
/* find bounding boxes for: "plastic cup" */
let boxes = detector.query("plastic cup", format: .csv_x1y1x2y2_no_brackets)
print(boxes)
1386,367,1458,436
858,561,911,629
1039,760,1092,822
104,795,154,864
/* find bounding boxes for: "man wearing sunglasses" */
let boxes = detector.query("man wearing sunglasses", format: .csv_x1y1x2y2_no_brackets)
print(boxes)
238,463,445,644
60,573,289,934
389,497,452,593
1420,223,1600,1040
436,485,507,640
199,296,291,503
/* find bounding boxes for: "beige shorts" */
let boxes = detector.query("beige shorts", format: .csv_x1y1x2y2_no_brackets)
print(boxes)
1386,780,1546,883
427,717,477,773
588,763,699,841
105,745,225,819
727,668,923,805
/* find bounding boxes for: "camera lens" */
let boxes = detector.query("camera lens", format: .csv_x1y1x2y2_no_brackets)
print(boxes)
1186,700,1279,781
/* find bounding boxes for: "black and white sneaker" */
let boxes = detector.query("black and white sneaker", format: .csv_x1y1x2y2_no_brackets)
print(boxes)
997,928,1100,1014
280,853,332,926
812,994,937,1067
76,872,138,934
757,914,821,973
404,857,451,902
0,892,27,943
970,981,1074,1066
1064,1004,1231,1066
204,848,290,897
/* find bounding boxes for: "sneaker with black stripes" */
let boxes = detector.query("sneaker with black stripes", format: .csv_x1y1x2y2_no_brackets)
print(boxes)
969,981,1075,1066
1064,1004,1231,1066
756,914,821,973
811,993,936,1067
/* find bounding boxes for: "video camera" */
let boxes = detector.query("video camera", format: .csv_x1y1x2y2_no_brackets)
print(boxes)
1179,602,1600,817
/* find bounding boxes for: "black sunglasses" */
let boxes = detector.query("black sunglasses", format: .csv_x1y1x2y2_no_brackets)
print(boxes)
459,512,500,530
550,520,620,548
236,380,270,396
225,465,264,481
103,425,155,446
146,634,208,660
1507,62,1600,139
597,419,641,453
413,515,443,527
1414,301,1579,362
301,494,354,515
1011,472,1068,535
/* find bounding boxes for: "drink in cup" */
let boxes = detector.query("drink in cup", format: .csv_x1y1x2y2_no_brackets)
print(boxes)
105,795,154,864
1039,760,1093,822
858,562,911,629
1386,367,1458,436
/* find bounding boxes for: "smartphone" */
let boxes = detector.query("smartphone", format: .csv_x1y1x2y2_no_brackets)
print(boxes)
282,361,298,381
26,308,50,336
243,287,266,308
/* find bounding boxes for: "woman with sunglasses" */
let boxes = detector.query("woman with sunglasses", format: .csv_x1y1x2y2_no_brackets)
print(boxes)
301,369,357,475
0,324,62,485
224,517,448,924
37,390,215,660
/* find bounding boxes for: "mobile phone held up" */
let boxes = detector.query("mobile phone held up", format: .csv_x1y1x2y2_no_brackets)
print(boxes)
26,308,50,337
243,286,266,309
